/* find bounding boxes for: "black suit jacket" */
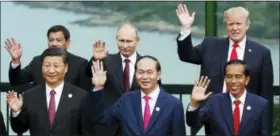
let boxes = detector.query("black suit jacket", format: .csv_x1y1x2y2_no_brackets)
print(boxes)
0,111,7,136
9,52,92,91
10,82,88,136
84,53,141,136
177,34,274,134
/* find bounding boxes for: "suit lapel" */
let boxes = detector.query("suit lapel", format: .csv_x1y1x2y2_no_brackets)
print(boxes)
145,88,167,133
133,91,145,135
130,53,141,90
219,38,230,77
221,93,234,135
51,82,71,129
37,84,51,131
243,41,254,64
113,53,125,92
239,92,253,135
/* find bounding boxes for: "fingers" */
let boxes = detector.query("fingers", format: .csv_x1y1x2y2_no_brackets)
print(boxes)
197,76,204,87
183,4,190,15
100,61,104,72
19,94,23,101
191,12,196,19
205,92,212,98
12,38,17,46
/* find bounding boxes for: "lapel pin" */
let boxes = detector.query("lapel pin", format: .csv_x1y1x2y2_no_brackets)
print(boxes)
155,107,160,112
248,49,252,52
246,106,251,110
68,93,72,98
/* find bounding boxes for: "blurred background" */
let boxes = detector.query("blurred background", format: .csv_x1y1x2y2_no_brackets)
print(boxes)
1,1,279,135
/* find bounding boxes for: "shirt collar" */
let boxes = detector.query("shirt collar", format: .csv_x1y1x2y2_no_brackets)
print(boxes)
229,35,247,50
141,86,160,101
46,81,64,96
229,90,247,105
120,52,137,65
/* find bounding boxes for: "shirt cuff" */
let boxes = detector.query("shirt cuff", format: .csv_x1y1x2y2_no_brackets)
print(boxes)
11,62,20,69
12,111,21,117
178,28,191,41
187,104,198,111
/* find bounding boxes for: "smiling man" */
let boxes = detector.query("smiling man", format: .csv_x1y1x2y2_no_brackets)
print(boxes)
90,56,186,136
175,4,273,135
186,59,269,136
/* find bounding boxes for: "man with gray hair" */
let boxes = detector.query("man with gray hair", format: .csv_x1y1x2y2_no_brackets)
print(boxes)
175,4,273,135
83,23,142,136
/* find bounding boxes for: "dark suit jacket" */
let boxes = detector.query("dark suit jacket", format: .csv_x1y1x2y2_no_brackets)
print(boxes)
9,52,92,91
92,87,186,136
10,82,88,136
84,53,141,136
177,34,274,134
0,111,7,136
186,92,269,136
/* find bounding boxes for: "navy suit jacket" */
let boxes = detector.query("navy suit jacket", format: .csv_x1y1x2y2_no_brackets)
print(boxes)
92,87,186,136
177,35,274,133
186,92,269,136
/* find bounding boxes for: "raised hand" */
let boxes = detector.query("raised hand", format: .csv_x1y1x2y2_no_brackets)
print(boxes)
91,60,107,88
93,40,108,60
176,4,196,30
5,38,23,64
6,90,23,112
191,76,212,103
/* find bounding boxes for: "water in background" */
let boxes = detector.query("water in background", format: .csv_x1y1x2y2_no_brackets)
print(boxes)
1,2,279,135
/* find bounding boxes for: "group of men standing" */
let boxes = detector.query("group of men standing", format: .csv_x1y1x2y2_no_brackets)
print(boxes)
0,3,274,136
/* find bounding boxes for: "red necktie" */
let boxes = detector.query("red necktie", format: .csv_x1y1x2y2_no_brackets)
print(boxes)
226,43,239,92
123,59,130,92
143,95,151,131
49,90,56,127
233,100,241,136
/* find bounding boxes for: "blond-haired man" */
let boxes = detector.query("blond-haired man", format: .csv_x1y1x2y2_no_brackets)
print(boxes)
175,4,273,135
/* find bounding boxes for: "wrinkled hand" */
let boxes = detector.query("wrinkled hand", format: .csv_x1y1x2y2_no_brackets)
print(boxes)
176,4,195,30
191,76,212,103
91,60,107,88
5,38,23,64
7,90,23,112
93,40,108,60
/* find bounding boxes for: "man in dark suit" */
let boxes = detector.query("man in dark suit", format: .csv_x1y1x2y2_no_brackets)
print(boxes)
186,60,269,136
5,25,91,91
90,56,186,136
175,4,273,135
84,23,142,136
7,48,88,136
0,111,7,136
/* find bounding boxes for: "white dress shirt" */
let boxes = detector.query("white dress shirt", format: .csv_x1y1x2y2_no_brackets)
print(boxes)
187,90,247,121
120,52,137,88
141,86,160,117
178,27,247,92
12,82,64,117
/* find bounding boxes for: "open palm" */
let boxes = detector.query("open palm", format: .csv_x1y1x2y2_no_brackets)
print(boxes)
7,90,23,112
176,4,195,29
191,76,212,102
91,60,107,86
93,40,108,60
5,38,23,61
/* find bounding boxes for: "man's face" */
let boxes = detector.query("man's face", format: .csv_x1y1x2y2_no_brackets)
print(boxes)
225,64,249,97
42,56,68,86
225,14,249,42
136,58,161,92
48,31,70,49
116,27,139,57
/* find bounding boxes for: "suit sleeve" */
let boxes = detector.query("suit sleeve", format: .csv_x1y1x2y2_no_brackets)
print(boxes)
9,58,35,85
176,34,204,64
78,59,93,91
0,111,7,136
171,102,186,136
10,94,29,133
260,49,274,134
186,100,211,128
93,91,121,125
261,100,270,136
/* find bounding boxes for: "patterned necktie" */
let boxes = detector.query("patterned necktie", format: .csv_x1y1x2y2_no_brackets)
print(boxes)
143,95,151,131
123,58,130,92
233,100,241,136
49,90,56,127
